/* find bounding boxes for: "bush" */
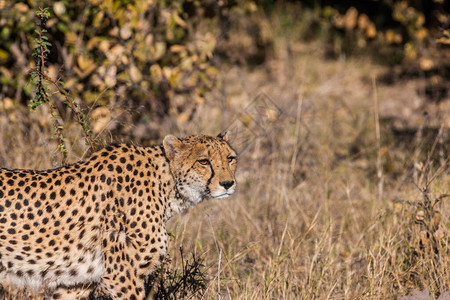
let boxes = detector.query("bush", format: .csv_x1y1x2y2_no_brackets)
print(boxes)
0,0,224,143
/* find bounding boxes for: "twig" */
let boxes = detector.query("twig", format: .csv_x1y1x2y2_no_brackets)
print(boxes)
42,73,95,151
372,75,383,203
30,7,95,154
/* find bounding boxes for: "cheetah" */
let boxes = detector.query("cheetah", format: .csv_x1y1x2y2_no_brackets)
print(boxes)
0,133,237,299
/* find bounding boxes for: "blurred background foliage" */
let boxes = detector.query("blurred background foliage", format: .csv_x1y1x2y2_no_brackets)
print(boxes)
0,0,448,144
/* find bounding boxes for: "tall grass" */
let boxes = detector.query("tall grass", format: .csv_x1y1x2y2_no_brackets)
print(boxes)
0,22,448,300
163,41,449,298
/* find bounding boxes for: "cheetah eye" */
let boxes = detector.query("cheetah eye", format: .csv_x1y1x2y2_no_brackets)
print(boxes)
227,156,236,163
198,159,209,165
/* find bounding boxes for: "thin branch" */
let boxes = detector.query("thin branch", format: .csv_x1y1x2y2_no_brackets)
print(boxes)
30,7,95,154
43,73,95,151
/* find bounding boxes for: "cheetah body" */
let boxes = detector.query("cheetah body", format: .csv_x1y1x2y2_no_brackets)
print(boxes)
0,134,237,299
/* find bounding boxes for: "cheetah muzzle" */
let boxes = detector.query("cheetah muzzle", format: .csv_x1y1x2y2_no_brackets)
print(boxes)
0,133,237,300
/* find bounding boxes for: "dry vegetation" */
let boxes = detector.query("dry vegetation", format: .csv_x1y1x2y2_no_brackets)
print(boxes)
1,6,449,300
160,40,449,299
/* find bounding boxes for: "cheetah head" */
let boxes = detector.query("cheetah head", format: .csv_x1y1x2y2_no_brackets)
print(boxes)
163,132,237,205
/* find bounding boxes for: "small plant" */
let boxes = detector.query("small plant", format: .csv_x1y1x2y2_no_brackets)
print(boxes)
414,191,447,255
411,162,448,256
146,248,208,299
30,7,94,154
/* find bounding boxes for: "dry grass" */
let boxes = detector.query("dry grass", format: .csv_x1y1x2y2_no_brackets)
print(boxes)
162,38,449,299
1,25,449,300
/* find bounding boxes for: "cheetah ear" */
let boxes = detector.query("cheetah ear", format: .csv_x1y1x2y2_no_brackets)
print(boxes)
217,131,230,141
163,135,184,160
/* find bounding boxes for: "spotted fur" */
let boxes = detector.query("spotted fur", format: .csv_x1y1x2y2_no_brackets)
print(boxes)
0,133,237,299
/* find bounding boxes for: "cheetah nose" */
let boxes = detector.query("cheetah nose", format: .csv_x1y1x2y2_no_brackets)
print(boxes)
219,180,234,190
